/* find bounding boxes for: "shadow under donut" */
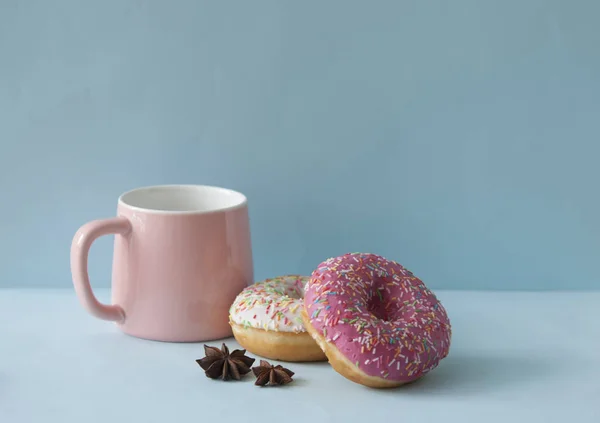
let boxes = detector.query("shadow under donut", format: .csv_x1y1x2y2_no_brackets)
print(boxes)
395,351,565,396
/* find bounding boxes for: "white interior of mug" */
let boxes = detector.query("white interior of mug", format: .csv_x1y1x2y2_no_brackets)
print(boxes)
118,185,247,213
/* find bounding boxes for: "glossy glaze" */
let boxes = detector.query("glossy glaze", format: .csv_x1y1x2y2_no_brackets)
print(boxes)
70,185,254,342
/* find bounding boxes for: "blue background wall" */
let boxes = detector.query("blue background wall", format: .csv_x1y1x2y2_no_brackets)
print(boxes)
1,0,599,290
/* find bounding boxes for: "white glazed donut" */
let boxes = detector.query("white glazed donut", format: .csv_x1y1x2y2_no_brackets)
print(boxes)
229,275,326,362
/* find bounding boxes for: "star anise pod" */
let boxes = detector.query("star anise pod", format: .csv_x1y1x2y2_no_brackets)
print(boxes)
195,343,255,381
252,360,295,386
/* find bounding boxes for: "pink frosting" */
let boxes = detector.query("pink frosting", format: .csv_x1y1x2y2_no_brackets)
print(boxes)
304,253,451,383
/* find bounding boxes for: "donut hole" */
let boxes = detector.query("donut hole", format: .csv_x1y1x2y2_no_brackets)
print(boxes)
286,284,303,299
367,302,391,322
365,286,402,323
267,282,304,299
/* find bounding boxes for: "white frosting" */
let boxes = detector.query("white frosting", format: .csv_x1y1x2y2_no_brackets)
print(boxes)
229,275,308,333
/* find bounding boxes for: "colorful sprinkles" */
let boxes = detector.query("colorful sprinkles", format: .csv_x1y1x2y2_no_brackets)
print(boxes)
304,253,452,383
229,275,309,333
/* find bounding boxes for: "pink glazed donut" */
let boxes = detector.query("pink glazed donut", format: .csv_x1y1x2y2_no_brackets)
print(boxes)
302,252,451,388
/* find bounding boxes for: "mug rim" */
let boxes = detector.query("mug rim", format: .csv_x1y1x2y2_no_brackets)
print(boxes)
117,184,248,215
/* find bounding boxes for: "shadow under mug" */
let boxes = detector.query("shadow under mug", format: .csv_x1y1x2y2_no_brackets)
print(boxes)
70,185,254,342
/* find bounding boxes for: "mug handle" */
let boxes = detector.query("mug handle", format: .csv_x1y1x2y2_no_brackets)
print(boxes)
70,217,132,323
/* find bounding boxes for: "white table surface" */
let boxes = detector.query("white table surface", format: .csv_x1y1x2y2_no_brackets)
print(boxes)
1,289,599,423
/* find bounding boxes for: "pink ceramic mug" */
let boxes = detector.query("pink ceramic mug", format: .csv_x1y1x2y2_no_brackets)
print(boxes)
70,185,253,342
